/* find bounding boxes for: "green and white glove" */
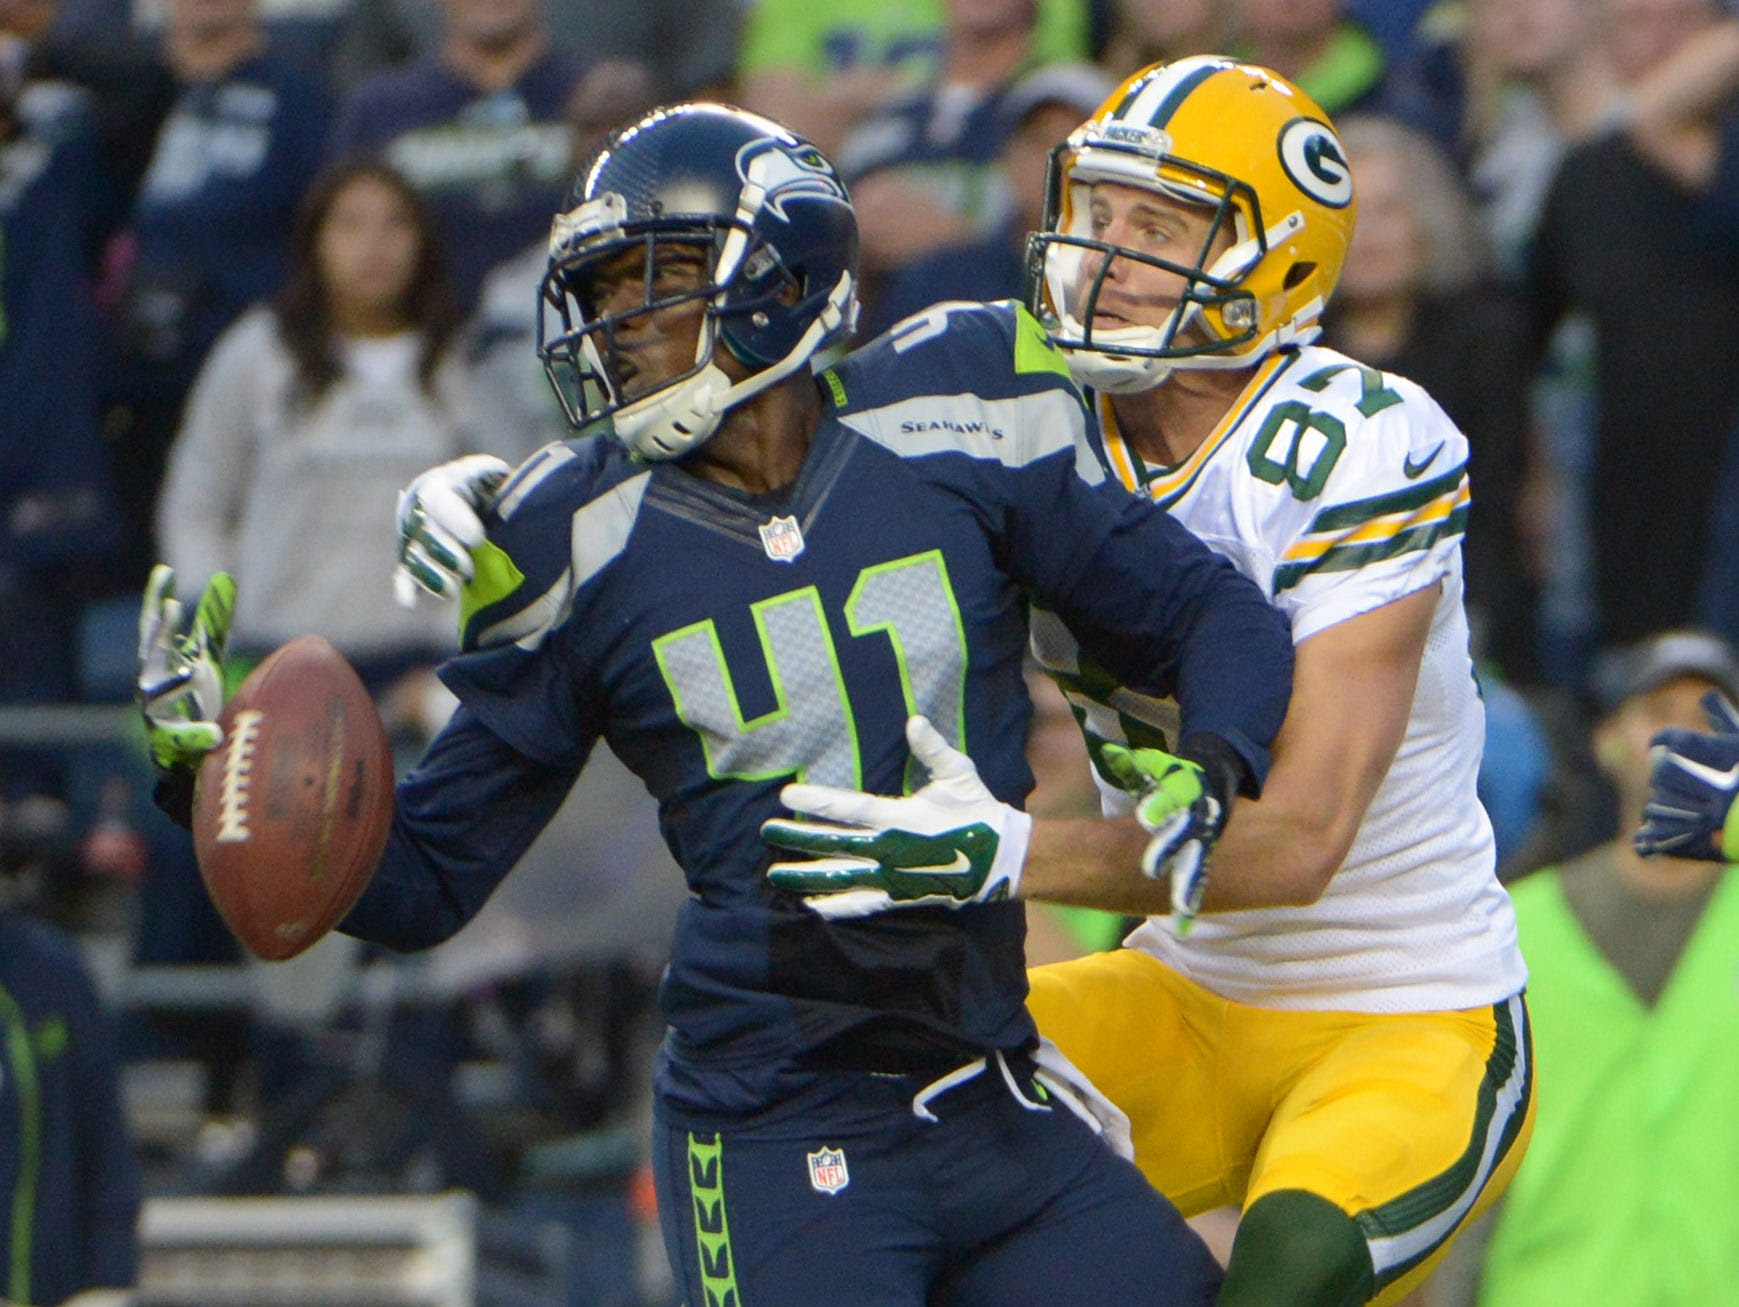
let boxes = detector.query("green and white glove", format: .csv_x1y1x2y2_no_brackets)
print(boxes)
136,564,235,772
393,453,511,606
763,715,1032,918
1099,743,1226,937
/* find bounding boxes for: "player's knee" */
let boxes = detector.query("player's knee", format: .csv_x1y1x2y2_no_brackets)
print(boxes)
1219,1189,1374,1307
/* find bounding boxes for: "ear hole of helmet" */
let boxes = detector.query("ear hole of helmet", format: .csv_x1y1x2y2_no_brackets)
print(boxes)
1283,262,1315,290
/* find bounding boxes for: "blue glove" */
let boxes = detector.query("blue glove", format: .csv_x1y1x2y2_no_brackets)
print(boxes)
1098,743,1226,936
136,564,235,772
763,716,1032,917
393,454,510,605
1635,691,1739,862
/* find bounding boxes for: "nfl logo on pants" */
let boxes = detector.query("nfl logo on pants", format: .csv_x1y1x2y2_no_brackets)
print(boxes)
807,1146,849,1195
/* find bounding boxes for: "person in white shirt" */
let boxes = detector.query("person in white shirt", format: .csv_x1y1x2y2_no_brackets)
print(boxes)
157,157,488,689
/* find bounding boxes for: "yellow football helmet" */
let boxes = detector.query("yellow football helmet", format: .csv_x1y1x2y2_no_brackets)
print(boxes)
1027,55,1357,393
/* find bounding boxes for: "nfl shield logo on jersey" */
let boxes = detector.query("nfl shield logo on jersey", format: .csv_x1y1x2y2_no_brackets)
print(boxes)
759,514,805,562
807,1146,849,1195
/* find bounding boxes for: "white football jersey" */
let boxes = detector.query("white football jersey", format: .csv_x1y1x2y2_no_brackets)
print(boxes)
1032,345,1527,1013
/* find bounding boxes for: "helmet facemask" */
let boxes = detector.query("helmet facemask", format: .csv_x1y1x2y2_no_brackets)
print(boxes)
542,218,769,458
536,105,859,462
1028,136,1296,394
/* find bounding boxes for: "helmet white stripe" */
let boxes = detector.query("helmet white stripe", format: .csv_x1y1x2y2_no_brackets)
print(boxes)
1120,56,1223,129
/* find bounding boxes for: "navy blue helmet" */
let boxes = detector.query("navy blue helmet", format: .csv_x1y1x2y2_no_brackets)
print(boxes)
538,103,860,460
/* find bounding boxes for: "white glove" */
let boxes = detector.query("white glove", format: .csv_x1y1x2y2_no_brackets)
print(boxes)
762,715,1033,918
393,454,511,606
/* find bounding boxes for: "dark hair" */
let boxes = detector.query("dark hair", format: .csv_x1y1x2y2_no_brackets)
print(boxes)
272,157,459,406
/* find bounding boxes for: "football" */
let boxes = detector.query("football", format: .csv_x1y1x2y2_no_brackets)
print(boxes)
193,635,395,961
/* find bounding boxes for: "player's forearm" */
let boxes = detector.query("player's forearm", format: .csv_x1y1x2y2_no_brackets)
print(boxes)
1190,588,1431,909
1021,797,1350,917
1020,814,1173,914
1191,788,1354,909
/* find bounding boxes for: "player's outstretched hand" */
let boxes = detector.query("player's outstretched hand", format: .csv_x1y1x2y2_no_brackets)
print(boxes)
137,564,235,772
1635,690,1739,862
1099,743,1226,936
393,454,510,606
763,715,1032,918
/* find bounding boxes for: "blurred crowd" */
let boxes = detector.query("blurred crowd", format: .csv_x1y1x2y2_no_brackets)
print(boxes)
0,0,1735,1302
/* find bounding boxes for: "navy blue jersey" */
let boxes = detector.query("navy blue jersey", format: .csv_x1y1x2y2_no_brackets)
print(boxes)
0,911,141,1303
0,85,115,570
114,49,331,399
345,301,1292,1122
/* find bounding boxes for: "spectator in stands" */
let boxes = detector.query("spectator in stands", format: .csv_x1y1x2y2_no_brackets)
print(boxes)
329,0,586,315
836,0,1074,338
1097,0,1240,73
838,59,1111,338
1524,0,1739,652
1323,115,1554,863
102,0,331,593
1321,115,1540,686
0,7,139,805
1457,0,1622,282
997,61,1117,251
0,0,176,255
148,157,483,1129
329,0,740,101
1395,0,1632,688
467,58,664,462
1429,628,1739,1306
1233,0,1393,118
155,157,479,694
0,793,142,1305
735,0,1089,155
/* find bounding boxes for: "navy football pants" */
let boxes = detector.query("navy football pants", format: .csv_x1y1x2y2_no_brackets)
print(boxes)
653,1063,1222,1306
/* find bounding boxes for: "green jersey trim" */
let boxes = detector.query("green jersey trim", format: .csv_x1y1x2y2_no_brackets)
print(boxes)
1273,503,1467,592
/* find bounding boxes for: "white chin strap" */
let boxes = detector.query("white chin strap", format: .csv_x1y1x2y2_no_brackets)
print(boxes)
1058,311,1185,394
614,270,856,462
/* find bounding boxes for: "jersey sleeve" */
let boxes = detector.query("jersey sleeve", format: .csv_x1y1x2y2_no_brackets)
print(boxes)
435,442,621,770
343,703,580,951
839,300,1293,786
987,366,1293,787
1265,370,1472,645
1021,470,1296,789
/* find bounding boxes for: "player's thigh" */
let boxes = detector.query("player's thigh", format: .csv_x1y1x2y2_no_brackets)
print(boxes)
1027,948,1234,1211
933,1131,1224,1307
651,1117,934,1307
1248,994,1535,1306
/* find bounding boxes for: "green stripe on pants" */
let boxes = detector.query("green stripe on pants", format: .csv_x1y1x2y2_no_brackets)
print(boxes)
690,1132,742,1306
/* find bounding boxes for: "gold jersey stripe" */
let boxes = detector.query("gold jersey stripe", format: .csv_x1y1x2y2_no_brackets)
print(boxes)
1281,481,1470,563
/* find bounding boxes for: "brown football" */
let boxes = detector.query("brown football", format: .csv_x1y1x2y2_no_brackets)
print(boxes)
193,635,395,961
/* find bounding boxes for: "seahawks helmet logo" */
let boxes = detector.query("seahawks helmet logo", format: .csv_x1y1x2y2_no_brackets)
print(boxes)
1277,119,1353,209
736,138,850,220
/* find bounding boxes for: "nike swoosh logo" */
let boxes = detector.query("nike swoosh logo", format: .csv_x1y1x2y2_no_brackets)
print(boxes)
907,851,973,876
1667,754,1739,792
1403,443,1445,479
